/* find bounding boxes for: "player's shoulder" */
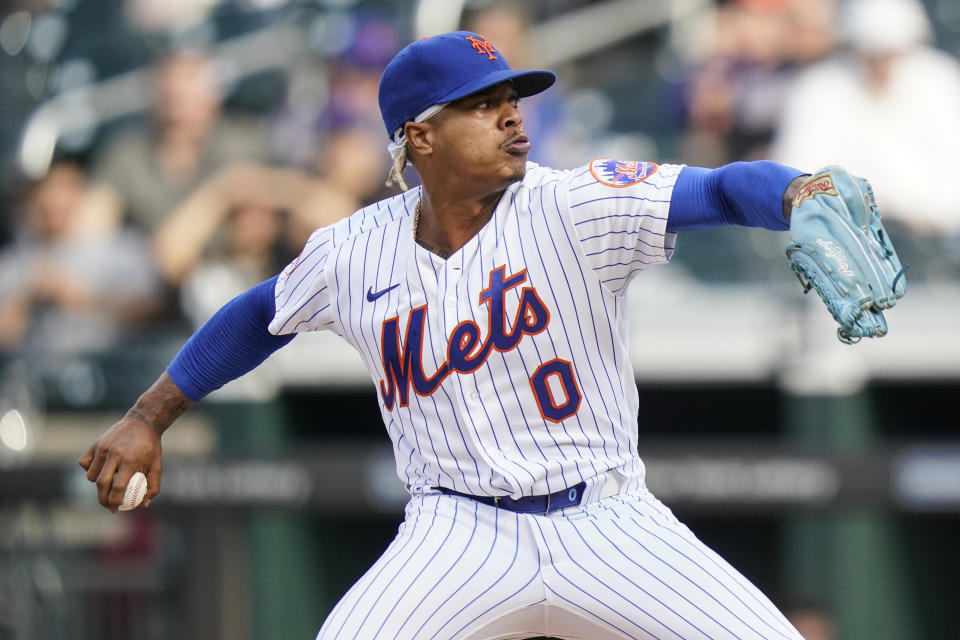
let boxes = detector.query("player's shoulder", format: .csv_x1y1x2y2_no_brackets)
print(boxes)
280,189,416,292
320,188,418,246
520,159,682,191
513,160,683,219
517,162,570,189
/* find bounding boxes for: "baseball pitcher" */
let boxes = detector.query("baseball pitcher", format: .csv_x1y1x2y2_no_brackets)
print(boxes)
80,31,905,640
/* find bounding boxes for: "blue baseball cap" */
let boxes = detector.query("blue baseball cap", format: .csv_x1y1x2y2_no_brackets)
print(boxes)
378,31,556,139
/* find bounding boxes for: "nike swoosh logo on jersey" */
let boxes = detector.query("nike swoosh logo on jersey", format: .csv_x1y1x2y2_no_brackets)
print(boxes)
367,283,400,302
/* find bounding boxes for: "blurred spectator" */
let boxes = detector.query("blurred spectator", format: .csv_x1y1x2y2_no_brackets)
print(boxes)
771,0,960,279
323,14,400,135
268,12,400,173
314,124,396,206
90,50,267,233
0,161,162,359
153,162,356,303
679,0,836,166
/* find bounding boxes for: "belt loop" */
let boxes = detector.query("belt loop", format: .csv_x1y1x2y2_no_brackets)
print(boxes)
493,496,501,508
545,492,551,513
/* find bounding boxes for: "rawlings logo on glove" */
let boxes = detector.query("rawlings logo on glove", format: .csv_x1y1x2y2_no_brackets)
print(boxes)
786,166,907,344
793,174,838,204
814,239,854,276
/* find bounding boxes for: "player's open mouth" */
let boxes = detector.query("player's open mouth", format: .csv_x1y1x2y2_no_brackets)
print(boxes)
503,134,530,154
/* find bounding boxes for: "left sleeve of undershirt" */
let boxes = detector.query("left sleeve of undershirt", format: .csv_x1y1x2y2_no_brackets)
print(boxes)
166,276,295,402
668,161,806,232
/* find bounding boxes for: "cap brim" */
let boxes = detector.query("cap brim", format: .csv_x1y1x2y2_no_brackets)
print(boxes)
438,69,557,104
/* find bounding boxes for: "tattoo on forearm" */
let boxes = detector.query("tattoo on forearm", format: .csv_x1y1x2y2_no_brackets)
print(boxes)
127,408,165,431
127,373,195,434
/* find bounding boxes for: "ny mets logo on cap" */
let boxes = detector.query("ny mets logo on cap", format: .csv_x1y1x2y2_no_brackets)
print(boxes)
589,159,659,188
465,34,498,60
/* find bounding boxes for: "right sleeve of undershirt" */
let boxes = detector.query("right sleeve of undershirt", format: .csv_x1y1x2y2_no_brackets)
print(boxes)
565,159,683,295
269,226,338,336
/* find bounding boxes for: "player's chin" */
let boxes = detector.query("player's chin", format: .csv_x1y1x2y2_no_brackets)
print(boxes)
502,153,528,181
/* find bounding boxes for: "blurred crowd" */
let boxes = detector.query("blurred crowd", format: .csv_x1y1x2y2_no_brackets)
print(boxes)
1,0,959,408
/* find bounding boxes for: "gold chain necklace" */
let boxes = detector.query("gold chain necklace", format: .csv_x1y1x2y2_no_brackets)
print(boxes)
412,198,422,240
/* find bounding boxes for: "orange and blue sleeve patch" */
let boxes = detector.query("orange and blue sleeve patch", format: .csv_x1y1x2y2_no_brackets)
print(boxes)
589,159,659,188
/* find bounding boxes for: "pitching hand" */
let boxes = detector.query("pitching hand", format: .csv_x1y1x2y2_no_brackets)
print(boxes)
78,413,163,511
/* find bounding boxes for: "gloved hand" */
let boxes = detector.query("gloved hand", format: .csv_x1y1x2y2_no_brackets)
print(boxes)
785,165,908,344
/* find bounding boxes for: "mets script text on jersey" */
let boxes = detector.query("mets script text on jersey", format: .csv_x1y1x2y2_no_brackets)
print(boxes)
379,265,551,410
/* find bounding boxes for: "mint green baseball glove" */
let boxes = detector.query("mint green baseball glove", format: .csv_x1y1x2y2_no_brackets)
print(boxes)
785,166,908,344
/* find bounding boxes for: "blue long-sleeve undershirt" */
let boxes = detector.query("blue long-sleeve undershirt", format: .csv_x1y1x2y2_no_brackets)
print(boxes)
668,161,805,232
166,276,294,402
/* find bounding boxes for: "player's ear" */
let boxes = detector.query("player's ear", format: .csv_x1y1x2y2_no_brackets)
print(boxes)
405,121,434,157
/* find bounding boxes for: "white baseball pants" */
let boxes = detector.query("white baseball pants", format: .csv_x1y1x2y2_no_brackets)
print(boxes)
315,484,804,640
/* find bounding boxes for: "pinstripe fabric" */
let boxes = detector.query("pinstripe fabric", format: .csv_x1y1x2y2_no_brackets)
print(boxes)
315,490,803,640
270,161,802,639
269,162,678,499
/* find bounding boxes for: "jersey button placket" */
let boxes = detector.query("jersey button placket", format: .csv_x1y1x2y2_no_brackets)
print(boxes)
445,270,476,427
443,260,463,334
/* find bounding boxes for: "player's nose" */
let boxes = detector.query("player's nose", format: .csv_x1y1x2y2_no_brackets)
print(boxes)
504,112,521,130
500,101,523,130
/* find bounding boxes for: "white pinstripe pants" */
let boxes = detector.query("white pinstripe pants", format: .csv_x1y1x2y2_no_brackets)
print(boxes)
315,488,804,640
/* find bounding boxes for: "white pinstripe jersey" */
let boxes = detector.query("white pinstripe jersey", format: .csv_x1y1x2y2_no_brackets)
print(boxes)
270,160,681,499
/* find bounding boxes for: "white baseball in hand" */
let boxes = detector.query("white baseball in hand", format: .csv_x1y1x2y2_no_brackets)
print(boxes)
119,471,148,511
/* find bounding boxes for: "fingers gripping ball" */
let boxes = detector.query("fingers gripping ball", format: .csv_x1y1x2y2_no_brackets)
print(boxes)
785,166,908,344
119,471,148,511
